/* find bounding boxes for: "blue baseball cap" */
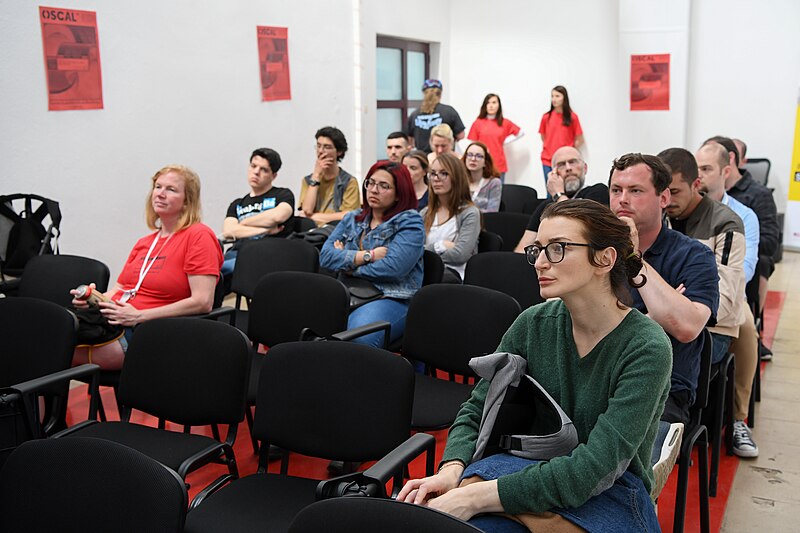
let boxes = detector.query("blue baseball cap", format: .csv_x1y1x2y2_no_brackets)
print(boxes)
422,79,443,91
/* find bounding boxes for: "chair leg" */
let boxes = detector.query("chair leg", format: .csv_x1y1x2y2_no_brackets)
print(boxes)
245,406,259,454
698,433,711,533
749,363,759,428
725,361,735,455
673,449,690,533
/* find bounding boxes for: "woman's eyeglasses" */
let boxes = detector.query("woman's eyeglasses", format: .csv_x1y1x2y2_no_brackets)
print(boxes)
364,178,393,192
524,242,594,265
427,170,450,181
465,153,485,160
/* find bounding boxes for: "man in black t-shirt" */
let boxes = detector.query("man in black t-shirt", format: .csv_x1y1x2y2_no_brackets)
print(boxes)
221,147,294,275
514,146,609,252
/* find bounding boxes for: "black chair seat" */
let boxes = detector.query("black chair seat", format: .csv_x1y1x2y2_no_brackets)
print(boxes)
412,374,474,430
65,421,226,477
186,474,319,533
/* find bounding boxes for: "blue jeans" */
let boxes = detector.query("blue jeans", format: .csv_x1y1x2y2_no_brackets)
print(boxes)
221,249,238,276
710,332,732,364
542,165,552,197
348,298,408,348
463,454,660,533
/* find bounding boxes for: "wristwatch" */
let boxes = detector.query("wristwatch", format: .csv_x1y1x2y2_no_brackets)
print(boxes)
552,192,565,202
363,249,373,263
308,179,321,187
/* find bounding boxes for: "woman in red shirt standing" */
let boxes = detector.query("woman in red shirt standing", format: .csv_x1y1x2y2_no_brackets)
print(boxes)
539,86,584,192
467,93,523,183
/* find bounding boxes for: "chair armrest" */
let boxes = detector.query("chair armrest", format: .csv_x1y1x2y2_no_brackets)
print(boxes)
189,474,236,511
315,432,436,501
332,321,392,349
199,306,236,325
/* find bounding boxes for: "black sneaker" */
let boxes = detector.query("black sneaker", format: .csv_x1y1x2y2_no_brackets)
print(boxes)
759,342,773,361
732,420,759,458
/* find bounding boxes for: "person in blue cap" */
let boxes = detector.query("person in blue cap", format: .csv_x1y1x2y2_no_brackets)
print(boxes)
406,79,465,153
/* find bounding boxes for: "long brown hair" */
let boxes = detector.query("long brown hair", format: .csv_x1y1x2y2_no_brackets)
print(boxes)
424,152,474,232
547,85,573,127
462,141,499,180
477,93,504,126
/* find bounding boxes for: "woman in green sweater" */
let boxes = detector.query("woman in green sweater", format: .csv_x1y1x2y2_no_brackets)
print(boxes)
398,199,672,532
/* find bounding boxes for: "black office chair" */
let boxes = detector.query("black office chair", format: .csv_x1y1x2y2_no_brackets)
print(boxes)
423,249,445,285
288,497,482,533
54,318,251,485
500,184,540,214
0,297,83,436
184,341,435,533
464,251,545,310
483,212,530,252
477,230,504,253
0,437,187,533
403,284,521,431
230,238,320,329
673,329,712,533
15,254,110,307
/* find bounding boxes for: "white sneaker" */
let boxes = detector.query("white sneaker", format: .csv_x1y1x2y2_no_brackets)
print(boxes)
652,423,683,499
732,420,759,458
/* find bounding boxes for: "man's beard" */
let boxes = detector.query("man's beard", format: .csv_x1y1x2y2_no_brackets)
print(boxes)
564,176,584,196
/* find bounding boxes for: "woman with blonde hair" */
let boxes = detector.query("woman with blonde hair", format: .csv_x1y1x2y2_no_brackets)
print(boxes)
420,152,480,283
70,165,223,369
427,124,455,165
406,79,465,153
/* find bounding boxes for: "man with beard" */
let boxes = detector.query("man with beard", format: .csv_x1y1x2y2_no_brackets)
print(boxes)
514,146,608,252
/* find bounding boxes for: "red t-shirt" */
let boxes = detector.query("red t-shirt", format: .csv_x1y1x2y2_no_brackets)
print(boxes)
467,118,521,172
113,223,222,310
538,111,583,166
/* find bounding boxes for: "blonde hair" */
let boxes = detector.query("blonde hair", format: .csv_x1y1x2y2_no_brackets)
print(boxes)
429,123,454,144
420,87,442,114
144,165,202,231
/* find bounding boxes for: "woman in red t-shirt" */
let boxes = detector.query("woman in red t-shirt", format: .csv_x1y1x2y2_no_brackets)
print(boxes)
539,86,584,190
71,165,223,369
467,93,523,182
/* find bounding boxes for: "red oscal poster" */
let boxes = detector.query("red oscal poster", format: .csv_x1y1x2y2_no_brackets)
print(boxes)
257,26,291,101
630,54,670,111
39,6,103,111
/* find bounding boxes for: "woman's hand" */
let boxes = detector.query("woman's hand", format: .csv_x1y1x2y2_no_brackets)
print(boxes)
333,240,344,250
426,480,501,522
397,463,463,504
70,283,93,309
99,300,143,327
442,240,456,250
371,246,388,261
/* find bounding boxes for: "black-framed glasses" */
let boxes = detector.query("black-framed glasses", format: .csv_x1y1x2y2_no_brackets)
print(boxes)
465,152,485,160
427,170,450,181
524,242,594,265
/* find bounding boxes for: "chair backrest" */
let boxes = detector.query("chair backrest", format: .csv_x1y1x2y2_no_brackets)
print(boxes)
691,329,714,420
422,249,444,285
292,217,318,233
0,437,187,533
231,238,320,300
248,271,350,347
18,254,110,308
0,297,76,387
288,497,482,533
500,184,539,214
402,284,521,375
254,341,415,462
477,230,504,253
743,158,771,187
464,252,544,310
118,318,250,426
483,212,530,252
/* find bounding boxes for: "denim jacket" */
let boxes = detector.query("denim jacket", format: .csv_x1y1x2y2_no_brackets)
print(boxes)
320,209,424,300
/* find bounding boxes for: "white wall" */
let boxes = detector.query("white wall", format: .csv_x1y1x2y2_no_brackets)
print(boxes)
447,0,620,191
1,0,357,279
686,0,800,213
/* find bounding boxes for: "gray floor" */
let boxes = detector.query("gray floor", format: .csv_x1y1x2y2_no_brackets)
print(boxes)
722,250,800,531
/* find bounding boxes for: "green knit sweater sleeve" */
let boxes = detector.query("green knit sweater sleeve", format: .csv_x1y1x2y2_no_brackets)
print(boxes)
496,308,672,513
